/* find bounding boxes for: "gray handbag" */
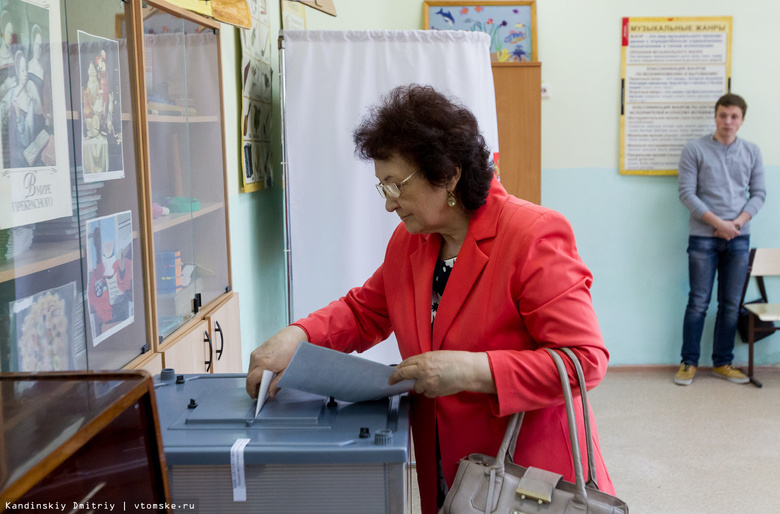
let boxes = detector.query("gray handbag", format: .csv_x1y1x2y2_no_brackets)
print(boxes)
440,348,629,513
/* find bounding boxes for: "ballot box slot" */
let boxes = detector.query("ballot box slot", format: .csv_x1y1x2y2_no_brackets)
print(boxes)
166,386,344,430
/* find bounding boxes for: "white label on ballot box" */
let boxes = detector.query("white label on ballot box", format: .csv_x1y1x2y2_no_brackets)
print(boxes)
230,438,251,501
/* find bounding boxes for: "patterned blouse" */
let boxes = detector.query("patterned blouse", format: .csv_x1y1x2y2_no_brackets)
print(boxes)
432,256,456,508
432,257,456,324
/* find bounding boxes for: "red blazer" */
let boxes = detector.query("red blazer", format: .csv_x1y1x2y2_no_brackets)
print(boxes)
295,179,614,514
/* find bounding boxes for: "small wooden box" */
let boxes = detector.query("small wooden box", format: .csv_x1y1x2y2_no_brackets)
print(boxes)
0,370,169,512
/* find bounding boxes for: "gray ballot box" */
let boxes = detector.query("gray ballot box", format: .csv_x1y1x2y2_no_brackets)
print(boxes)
153,371,411,513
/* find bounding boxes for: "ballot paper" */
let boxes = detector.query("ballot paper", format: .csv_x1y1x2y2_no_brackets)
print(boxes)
254,369,275,417
277,342,415,402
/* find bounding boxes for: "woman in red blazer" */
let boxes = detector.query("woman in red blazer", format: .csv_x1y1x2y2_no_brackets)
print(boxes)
247,85,614,514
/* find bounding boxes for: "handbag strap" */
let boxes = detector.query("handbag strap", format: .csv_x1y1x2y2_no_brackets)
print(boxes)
503,349,599,487
491,411,523,475
494,348,599,502
560,347,599,490
486,415,520,513
496,349,598,504
505,411,522,464
546,348,589,505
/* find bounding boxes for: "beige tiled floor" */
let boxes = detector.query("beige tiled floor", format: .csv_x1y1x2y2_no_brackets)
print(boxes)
409,465,420,514
590,366,780,513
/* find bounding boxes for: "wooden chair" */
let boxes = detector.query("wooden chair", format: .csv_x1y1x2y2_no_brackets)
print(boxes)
737,248,780,388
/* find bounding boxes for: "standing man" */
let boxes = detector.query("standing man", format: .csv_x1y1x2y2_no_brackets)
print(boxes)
675,93,766,386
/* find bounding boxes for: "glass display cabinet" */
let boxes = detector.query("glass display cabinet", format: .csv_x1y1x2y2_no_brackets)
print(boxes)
0,0,240,375
139,2,231,339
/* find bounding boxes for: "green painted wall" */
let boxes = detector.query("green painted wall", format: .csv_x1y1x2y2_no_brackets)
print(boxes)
221,4,287,371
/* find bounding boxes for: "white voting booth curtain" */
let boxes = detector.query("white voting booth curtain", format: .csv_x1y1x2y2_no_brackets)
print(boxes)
282,30,498,364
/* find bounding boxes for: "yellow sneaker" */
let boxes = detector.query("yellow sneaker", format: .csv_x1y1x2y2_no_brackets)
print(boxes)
712,364,749,384
674,363,696,386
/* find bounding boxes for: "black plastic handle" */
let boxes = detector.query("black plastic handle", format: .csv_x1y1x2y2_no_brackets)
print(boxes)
204,330,213,372
215,321,224,360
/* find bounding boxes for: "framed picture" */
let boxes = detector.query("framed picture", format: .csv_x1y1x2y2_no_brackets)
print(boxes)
423,1,537,62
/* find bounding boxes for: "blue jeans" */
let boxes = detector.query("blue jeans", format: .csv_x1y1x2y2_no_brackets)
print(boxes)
681,235,750,367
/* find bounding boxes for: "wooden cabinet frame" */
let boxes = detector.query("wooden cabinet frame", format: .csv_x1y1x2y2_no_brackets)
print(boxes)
125,0,234,360
492,61,541,204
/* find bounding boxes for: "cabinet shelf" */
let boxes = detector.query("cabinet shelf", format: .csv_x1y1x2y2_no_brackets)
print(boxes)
0,230,141,284
66,110,132,122
65,111,217,124
0,241,82,283
152,202,223,233
147,114,218,123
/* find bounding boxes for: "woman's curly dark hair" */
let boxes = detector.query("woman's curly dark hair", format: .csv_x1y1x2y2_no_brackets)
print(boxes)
353,84,494,210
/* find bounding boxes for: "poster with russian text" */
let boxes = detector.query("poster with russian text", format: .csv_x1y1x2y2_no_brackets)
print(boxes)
0,0,71,228
620,17,732,175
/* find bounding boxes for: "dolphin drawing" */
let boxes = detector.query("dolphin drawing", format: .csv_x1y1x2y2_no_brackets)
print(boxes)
436,8,455,25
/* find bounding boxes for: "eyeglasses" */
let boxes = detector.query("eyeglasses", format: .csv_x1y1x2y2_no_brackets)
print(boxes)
375,171,417,199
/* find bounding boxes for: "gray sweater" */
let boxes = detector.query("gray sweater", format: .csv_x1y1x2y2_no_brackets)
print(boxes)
678,134,766,236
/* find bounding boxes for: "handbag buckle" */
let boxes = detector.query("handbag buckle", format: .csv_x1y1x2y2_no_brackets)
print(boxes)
515,467,562,504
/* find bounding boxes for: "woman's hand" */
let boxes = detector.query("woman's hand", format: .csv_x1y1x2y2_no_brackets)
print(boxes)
245,325,308,399
388,350,496,398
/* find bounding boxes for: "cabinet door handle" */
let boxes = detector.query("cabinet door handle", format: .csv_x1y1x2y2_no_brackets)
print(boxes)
204,330,213,372
215,321,224,360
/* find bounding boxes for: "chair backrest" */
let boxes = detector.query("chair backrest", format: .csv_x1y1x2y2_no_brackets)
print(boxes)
751,249,780,277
